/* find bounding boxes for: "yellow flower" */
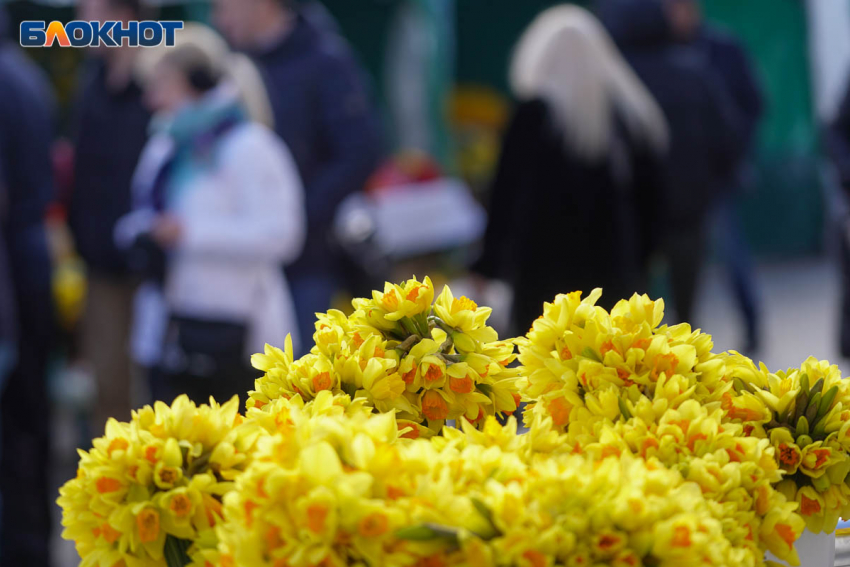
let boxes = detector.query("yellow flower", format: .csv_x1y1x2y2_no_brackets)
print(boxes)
58,395,259,566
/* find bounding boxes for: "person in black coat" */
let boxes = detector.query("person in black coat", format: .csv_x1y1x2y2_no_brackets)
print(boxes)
213,0,382,352
69,0,151,432
826,70,850,357
0,7,55,566
475,5,669,333
598,0,741,325
690,6,765,353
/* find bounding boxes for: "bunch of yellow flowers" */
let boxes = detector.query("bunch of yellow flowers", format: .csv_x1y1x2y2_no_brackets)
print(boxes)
249,277,519,435
57,396,262,567
216,396,757,567
517,290,806,564
723,354,850,533
59,278,850,567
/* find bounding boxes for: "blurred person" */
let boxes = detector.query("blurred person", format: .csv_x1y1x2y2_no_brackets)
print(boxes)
675,0,765,352
213,0,381,352
826,73,850,358
116,24,305,405
0,6,56,566
474,5,669,333
68,0,152,431
599,0,741,324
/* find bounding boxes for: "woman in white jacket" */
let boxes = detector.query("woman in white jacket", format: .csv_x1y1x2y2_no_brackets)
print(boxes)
117,25,305,404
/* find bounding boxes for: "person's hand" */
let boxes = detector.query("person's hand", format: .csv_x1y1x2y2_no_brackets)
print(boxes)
150,214,183,249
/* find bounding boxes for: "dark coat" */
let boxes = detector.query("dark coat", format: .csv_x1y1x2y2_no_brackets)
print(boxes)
250,13,382,278
68,59,151,276
599,0,741,227
827,82,850,192
475,99,664,331
0,27,55,347
693,25,764,192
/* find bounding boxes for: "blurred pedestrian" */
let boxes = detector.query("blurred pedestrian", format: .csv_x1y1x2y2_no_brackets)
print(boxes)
68,0,152,431
475,5,669,333
826,69,850,358
676,0,765,352
599,0,741,324
213,0,381,352
0,6,56,566
116,24,305,405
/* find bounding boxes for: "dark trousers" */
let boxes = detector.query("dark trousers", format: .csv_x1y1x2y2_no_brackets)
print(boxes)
0,339,50,567
666,222,707,325
712,196,760,346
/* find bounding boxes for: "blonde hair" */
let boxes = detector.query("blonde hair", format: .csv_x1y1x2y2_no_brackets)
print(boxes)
510,4,668,161
136,23,275,129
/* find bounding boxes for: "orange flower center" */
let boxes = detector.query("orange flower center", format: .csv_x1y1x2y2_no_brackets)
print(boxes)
170,494,192,518
158,467,178,485
265,526,283,550
779,444,800,468
800,494,822,516
358,512,389,537
312,372,332,392
688,433,708,453
522,550,546,567
451,296,477,313
98,522,121,544
382,290,399,310
144,446,158,463
641,438,659,458
137,509,160,543
547,397,572,427
812,448,831,469
422,391,449,421
386,485,405,500
775,523,797,549
402,366,417,384
107,438,129,456
600,341,616,356
449,376,474,393
96,477,122,494
400,425,420,439
424,364,443,383
650,353,679,380
307,504,329,533
671,526,692,547
353,332,364,347
407,286,424,301
560,346,572,360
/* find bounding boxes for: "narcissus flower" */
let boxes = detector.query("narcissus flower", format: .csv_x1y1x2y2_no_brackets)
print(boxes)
58,395,261,566
248,276,518,435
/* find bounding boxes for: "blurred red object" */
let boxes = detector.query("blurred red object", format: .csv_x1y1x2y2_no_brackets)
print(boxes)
366,150,442,194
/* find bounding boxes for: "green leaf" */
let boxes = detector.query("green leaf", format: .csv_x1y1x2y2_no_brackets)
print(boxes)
800,373,810,396
164,535,193,567
581,347,601,362
476,383,493,396
618,397,633,421
816,385,839,425
796,416,809,436
395,524,460,543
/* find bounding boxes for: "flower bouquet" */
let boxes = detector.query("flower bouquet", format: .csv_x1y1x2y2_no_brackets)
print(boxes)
58,278,849,567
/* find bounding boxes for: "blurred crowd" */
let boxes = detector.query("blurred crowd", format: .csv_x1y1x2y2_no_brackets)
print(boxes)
0,0,826,564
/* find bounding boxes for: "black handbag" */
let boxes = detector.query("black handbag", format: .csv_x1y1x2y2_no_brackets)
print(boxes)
159,315,247,379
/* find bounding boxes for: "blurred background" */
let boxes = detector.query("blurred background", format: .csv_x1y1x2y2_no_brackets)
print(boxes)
0,0,849,565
